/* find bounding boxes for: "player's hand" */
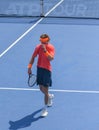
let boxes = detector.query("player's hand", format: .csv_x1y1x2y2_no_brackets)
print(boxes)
41,44,47,52
28,68,32,75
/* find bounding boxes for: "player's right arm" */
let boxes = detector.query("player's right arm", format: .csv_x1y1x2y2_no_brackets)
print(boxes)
28,55,35,75
28,45,40,74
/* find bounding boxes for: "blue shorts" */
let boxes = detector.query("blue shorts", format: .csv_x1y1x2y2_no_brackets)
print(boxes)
37,67,52,87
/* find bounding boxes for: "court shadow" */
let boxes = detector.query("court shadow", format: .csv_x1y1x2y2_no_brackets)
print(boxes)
9,108,43,130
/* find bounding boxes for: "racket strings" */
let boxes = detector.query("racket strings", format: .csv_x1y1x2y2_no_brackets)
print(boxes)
28,74,37,87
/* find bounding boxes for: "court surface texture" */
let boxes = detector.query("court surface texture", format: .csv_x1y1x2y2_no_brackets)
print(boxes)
1,3,99,130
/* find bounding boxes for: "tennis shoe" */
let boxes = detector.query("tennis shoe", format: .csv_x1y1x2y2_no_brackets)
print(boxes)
41,109,48,117
47,94,54,107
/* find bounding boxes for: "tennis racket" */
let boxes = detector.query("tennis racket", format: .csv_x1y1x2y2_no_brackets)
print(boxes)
28,74,37,87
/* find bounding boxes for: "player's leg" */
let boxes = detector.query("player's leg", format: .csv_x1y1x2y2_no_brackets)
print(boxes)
39,85,49,105
39,85,49,117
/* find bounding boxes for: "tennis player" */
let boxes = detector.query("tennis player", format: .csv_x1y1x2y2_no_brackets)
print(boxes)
28,34,55,117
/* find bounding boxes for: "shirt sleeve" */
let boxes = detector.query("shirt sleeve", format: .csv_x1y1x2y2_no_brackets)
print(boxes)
32,44,40,57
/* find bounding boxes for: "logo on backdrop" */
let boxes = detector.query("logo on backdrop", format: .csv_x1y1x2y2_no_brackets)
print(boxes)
0,0,99,18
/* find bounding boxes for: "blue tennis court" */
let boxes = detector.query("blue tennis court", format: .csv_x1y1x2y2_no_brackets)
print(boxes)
1,0,99,130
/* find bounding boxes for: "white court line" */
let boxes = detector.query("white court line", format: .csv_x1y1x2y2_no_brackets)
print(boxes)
0,0,64,58
0,87,99,94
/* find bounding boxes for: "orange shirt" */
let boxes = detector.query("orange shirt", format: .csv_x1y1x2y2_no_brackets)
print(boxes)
33,43,55,71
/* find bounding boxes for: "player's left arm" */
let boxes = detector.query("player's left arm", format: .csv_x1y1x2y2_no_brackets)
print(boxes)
45,51,54,61
45,47,55,61
42,44,55,61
